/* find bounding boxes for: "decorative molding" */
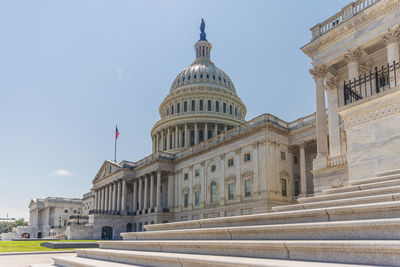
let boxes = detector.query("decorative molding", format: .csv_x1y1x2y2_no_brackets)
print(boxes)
359,59,373,74
344,101,400,128
310,65,328,81
326,76,339,90
383,24,400,45
344,47,363,63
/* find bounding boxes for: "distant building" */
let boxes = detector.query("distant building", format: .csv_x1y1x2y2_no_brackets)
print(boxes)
0,218,16,223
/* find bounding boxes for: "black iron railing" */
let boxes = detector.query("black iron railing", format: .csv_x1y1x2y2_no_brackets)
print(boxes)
344,61,400,105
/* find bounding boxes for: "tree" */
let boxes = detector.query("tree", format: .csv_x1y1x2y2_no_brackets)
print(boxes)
0,218,28,234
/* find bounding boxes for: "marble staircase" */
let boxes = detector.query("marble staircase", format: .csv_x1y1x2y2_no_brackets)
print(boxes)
32,169,400,267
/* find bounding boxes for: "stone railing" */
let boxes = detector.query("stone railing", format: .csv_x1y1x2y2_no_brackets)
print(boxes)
135,151,175,168
327,154,347,168
311,0,380,40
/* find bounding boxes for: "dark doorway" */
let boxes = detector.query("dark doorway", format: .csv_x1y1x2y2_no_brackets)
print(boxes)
37,232,42,238
101,226,113,240
126,223,132,232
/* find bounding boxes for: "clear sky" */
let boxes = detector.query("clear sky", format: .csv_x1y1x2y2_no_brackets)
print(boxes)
0,0,350,220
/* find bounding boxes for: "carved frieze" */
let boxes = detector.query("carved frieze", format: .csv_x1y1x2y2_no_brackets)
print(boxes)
344,47,363,63
383,25,400,45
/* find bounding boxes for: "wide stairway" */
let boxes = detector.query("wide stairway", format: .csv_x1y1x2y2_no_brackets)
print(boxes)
33,169,400,266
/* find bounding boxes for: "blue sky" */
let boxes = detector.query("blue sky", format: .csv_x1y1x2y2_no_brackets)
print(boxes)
0,0,350,219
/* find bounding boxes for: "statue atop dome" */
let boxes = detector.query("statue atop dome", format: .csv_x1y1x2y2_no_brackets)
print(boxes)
199,18,207,41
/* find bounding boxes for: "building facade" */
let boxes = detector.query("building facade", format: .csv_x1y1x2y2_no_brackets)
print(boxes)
86,21,318,240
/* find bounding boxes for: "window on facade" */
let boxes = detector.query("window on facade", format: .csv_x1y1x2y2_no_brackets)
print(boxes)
227,158,234,167
192,100,195,111
171,105,174,115
208,100,212,111
229,105,232,115
64,210,68,213
294,156,298,164
184,194,188,208
208,130,212,139
281,152,286,161
190,130,195,146
184,101,187,112
188,75,190,80
184,173,189,180
228,183,234,200
199,130,204,142
245,180,251,197
213,75,216,80
211,165,216,172
216,101,220,112
235,107,237,116
211,181,217,203
294,180,299,196
199,100,203,111
177,103,180,113
218,76,221,81
200,73,203,79
281,179,287,196
223,103,226,113
195,169,200,177
195,191,200,206
206,74,209,79
244,153,251,162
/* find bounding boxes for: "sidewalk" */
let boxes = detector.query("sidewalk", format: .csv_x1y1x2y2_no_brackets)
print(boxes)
0,252,75,267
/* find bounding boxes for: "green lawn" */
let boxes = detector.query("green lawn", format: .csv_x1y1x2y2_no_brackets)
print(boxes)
0,240,98,253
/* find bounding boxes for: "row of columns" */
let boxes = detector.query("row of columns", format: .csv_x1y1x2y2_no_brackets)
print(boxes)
131,171,174,214
94,179,127,214
309,25,400,165
152,123,229,153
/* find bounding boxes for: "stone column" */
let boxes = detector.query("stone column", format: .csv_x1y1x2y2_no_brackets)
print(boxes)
175,126,179,149
184,124,189,148
326,76,341,157
299,143,307,197
138,178,143,212
156,171,161,212
156,133,159,152
149,173,155,212
194,123,198,145
104,185,109,212
108,184,113,212
143,175,149,212
112,182,117,212
152,136,155,153
310,64,328,169
101,187,105,212
167,127,171,150
345,47,362,80
204,123,208,140
161,130,164,151
133,180,138,213
224,125,227,132
234,149,241,201
117,180,122,212
383,25,400,87
214,123,218,137
178,127,182,148
94,190,98,211
168,173,174,210
121,179,127,214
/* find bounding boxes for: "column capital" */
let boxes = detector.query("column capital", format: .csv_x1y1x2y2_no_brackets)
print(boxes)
344,47,363,63
325,76,339,91
309,64,328,81
383,25,400,45
359,59,373,74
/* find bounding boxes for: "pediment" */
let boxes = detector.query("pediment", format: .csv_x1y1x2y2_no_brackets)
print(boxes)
92,160,122,184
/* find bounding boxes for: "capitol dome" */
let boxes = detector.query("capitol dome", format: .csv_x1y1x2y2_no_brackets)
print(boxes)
151,19,247,153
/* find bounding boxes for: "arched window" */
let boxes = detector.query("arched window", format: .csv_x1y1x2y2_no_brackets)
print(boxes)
184,101,187,112
192,100,195,111
211,181,217,203
199,100,203,111
208,100,212,111
216,101,220,112
223,103,226,113
177,103,180,113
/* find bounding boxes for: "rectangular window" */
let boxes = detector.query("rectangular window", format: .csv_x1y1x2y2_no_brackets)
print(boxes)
281,152,286,161
227,158,234,167
244,153,251,162
293,156,298,164
191,100,195,111
184,193,188,208
223,103,226,113
177,103,180,113
294,180,299,196
228,183,234,200
184,173,189,180
208,100,212,111
195,191,200,206
245,180,251,197
199,100,203,111
195,169,200,177
184,101,187,112
281,179,287,196
208,130,212,139
229,105,232,115
216,101,220,112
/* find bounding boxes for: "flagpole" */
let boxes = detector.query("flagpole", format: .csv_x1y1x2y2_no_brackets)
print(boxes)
114,125,117,163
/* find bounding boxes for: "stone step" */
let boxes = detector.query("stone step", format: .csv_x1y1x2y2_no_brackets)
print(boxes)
119,218,400,241
349,172,400,186
321,178,400,195
374,168,400,177
145,201,400,231
273,192,400,212
297,185,400,204
51,251,365,267
76,241,400,266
